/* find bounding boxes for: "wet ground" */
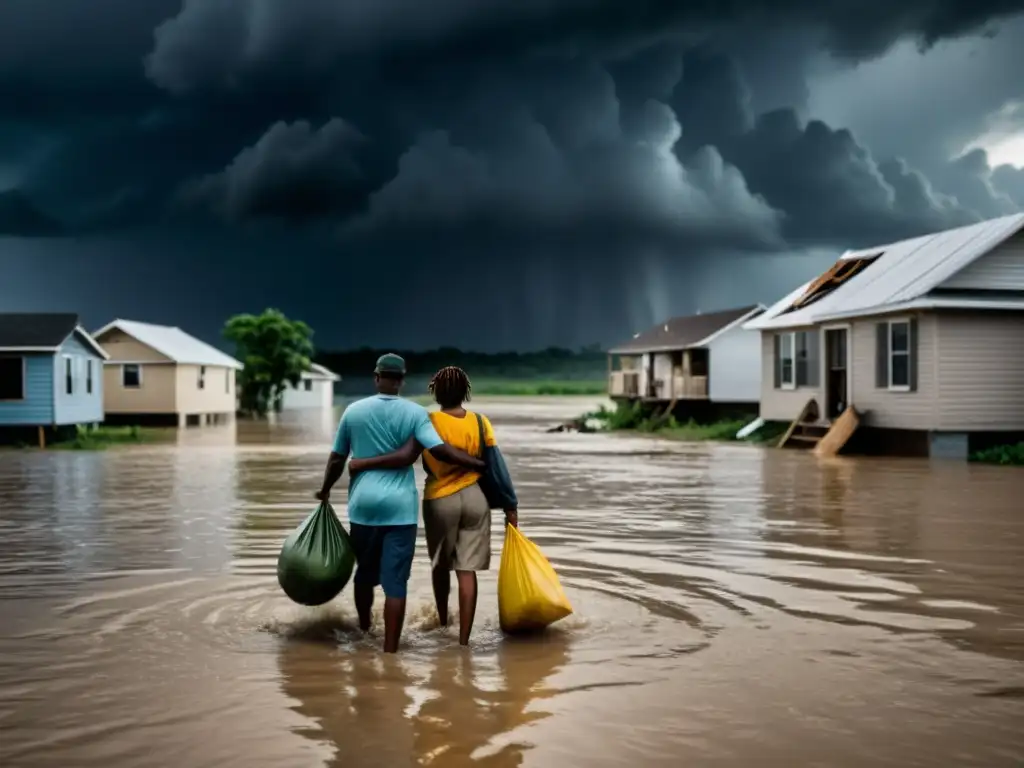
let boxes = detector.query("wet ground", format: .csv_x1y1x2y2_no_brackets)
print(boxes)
1,396,1022,767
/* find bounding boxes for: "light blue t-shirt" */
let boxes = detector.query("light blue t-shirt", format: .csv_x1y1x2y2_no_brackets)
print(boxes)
332,395,443,527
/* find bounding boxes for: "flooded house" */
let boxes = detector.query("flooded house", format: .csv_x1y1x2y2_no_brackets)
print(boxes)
607,305,766,419
280,362,341,410
0,313,108,446
744,212,1024,460
92,319,243,428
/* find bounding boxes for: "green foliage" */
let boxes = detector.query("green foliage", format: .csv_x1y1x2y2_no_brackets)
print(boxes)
470,378,606,396
585,401,775,443
56,425,156,451
659,419,749,441
224,309,314,417
317,345,606,381
970,442,1024,466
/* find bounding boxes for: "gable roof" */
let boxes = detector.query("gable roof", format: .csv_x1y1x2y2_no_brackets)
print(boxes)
609,305,765,354
0,313,109,359
93,319,243,369
747,212,1024,331
305,362,341,380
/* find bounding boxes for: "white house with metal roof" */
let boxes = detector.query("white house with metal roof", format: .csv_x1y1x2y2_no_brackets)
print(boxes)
280,362,340,410
92,319,243,427
744,212,1024,459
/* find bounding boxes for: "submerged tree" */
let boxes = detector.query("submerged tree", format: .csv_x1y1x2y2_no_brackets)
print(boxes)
223,309,314,417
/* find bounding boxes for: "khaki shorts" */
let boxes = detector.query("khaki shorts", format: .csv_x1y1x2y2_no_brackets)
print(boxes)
423,482,492,572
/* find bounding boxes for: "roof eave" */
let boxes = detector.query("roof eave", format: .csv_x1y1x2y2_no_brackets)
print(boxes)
73,326,110,360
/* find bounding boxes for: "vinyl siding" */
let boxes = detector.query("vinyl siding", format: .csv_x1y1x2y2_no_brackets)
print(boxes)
103,362,178,414
96,328,174,363
0,353,54,425
933,311,1024,431
707,325,761,403
940,230,1024,290
848,314,938,430
758,331,822,421
281,378,335,409
53,333,106,425
175,364,237,414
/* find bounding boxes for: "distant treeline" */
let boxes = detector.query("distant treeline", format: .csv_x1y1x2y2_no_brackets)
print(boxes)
315,345,607,380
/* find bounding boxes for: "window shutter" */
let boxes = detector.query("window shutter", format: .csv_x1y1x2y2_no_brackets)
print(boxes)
875,323,889,388
805,329,821,387
773,334,781,388
908,317,918,392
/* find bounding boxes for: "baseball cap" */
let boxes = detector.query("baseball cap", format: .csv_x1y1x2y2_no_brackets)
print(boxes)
374,353,406,375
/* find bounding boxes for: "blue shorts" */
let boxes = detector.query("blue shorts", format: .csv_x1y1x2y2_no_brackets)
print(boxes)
349,523,418,599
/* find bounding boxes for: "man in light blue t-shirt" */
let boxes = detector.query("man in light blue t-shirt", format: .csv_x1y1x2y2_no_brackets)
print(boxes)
316,353,483,653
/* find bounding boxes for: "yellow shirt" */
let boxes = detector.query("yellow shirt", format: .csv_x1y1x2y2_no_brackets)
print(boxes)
422,411,497,501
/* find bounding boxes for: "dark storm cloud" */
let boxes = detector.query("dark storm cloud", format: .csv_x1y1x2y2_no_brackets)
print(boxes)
993,163,1024,206
717,109,978,244
180,118,368,222
144,0,1024,98
2,0,1023,348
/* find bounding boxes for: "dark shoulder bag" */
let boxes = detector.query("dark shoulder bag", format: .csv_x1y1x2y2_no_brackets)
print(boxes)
474,412,518,510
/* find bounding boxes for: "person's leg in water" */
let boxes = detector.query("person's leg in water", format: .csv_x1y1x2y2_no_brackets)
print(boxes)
379,525,418,653
431,567,451,627
349,523,381,633
455,570,478,646
453,485,492,646
423,497,459,629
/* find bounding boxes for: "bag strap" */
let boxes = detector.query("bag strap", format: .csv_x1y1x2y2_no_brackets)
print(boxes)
475,411,487,460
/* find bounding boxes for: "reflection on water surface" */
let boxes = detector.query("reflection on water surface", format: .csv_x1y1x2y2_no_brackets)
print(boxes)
1,397,1022,767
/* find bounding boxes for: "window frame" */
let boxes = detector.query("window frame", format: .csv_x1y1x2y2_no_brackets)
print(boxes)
887,319,911,392
86,359,93,395
122,363,142,389
198,365,206,390
64,355,74,396
778,332,796,390
0,355,26,401
303,378,313,392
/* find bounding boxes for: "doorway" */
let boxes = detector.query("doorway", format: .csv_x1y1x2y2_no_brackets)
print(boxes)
824,327,849,420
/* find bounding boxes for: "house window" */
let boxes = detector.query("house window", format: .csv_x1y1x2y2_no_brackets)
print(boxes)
889,321,910,389
775,330,819,389
86,360,93,395
779,333,795,389
65,356,74,395
304,379,313,392
0,356,24,400
198,365,206,390
123,364,141,389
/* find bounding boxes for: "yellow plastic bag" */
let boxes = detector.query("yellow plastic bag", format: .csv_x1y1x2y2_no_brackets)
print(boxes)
498,524,573,633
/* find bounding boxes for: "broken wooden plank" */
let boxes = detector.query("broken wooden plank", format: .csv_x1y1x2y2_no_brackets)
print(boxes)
813,405,860,458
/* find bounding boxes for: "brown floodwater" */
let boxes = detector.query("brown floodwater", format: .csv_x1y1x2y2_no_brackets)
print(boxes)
1,396,1023,768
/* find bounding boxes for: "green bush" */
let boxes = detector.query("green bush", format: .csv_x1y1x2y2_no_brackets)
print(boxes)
56,425,156,451
970,442,1024,466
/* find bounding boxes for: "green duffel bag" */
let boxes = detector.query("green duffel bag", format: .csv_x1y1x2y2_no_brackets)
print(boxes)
277,502,355,606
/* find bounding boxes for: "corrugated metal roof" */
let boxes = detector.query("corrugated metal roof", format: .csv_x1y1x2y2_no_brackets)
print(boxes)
609,305,763,353
747,213,1024,330
94,319,243,369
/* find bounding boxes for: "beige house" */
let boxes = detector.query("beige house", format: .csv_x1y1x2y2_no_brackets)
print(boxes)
93,319,244,427
744,212,1024,460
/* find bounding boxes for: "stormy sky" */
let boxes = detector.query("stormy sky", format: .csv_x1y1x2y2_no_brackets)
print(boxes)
2,0,1023,351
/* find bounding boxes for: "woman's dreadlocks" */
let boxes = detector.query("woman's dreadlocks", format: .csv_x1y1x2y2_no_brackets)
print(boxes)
429,365,472,409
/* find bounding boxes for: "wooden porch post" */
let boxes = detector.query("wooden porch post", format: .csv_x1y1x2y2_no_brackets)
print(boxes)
38,425,46,449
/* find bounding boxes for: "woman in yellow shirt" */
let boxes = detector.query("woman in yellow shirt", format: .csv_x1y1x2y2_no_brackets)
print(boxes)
349,366,518,646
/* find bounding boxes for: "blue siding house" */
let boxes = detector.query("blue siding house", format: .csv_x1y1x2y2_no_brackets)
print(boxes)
0,313,108,442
